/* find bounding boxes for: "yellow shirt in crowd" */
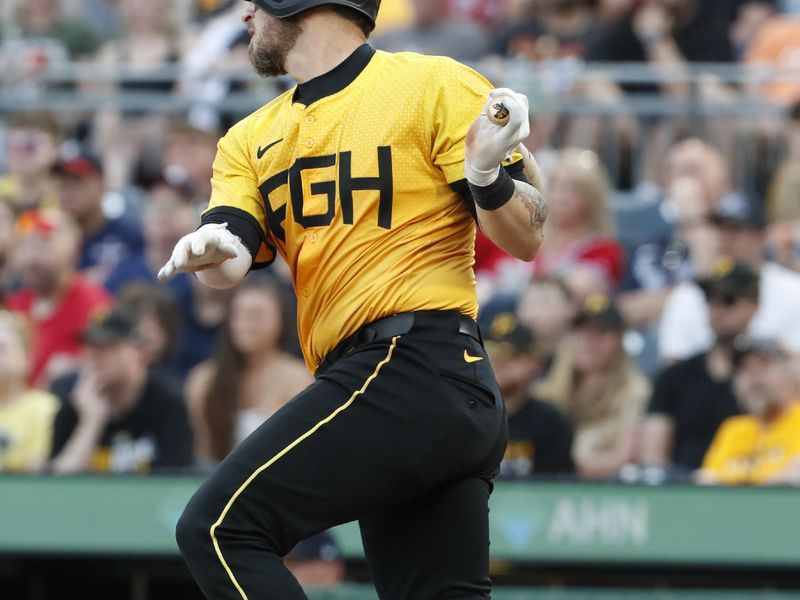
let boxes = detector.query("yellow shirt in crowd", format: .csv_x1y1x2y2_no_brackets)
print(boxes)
0,390,59,472
701,402,800,485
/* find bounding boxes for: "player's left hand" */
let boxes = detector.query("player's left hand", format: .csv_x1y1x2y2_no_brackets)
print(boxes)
465,88,530,187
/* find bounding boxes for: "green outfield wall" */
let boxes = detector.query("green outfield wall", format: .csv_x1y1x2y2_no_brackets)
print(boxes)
1,476,798,568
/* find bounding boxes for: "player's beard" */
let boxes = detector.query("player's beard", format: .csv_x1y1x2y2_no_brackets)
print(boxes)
249,17,302,78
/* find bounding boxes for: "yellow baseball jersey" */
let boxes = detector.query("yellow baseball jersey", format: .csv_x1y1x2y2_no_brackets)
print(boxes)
204,45,521,371
0,390,58,472
701,402,800,484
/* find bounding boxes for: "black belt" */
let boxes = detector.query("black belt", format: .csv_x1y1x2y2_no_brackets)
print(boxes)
315,310,482,378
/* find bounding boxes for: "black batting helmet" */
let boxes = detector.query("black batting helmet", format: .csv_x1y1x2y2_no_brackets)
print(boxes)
250,0,380,28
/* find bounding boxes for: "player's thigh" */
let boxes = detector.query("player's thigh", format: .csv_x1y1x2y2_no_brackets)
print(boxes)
359,477,493,600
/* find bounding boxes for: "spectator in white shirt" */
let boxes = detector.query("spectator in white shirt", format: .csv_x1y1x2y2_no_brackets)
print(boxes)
659,191,800,362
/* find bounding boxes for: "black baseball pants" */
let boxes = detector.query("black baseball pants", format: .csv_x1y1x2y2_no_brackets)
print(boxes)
176,311,508,599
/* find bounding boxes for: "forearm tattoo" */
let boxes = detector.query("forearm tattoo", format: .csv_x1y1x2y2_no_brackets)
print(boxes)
514,182,548,232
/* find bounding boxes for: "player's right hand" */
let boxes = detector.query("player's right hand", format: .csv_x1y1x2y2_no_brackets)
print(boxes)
157,223,240,281
465,88,530,187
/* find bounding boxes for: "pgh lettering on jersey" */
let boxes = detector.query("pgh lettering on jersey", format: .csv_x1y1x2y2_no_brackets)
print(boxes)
202,45,522,371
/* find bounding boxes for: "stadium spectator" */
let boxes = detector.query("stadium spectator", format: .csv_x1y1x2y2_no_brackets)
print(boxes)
586,0,734,97
766,161,800,273
515,276,579,373
284,531,345,588
373,0,490,62
49,310,193,474
186,277,310,464
8,0,104,60
116,282,182,384
485,312,574,478
53,152,144,288
0,112,61,213
92,0,183,189
104,178,216,378
5,209,111,387
180,4,255,131
0,311,59,472
659,191,800,361
105,177,198,294
162,121,219,204
490,0,601,61
445,0,507,27
536,293,650,479
532,148,623,298
638,258,758,472
94,0,181,91
697,336,800,485
0,199,17,303
616,138,731,371
744,11,800,106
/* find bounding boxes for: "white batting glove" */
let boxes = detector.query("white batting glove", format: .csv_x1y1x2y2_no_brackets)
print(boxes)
465,88,531,187
157,222,241,281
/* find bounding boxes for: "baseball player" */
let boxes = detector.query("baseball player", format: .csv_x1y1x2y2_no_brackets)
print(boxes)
159,1,547,598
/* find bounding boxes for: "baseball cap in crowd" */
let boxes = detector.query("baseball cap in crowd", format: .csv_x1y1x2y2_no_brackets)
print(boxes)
285,531,341,562
710,191,766,230
572,292,624,331
484,312,535,358
82,310,139,346
52,151,103,179
698,256,759,304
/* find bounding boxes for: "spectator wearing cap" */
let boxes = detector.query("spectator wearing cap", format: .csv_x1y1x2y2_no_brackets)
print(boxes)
284,531,345,588
5,210,111,387
0,112,61,213
659,191,800,361
515,276,578,377
484,312,574,478
697,337,800,485
639,258,759,473
53,152,144,290
49,310,193,474
536,293,650,479
0,311,59,472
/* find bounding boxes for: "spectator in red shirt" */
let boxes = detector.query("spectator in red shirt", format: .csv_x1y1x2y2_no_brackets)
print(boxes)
532,148,623,298
5,210,111,387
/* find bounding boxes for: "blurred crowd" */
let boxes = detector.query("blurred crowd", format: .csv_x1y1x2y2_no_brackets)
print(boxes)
1,0,800,494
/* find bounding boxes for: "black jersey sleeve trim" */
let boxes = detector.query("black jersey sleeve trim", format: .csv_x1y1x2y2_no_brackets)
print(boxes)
200,206,275,269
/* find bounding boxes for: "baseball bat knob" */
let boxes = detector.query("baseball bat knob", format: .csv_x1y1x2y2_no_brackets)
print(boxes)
488,100,511,125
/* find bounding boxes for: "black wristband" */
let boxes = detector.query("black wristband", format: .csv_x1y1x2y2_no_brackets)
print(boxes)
468,167,516,211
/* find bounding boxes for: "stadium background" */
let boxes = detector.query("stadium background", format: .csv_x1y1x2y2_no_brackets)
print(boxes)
1,0,800,598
